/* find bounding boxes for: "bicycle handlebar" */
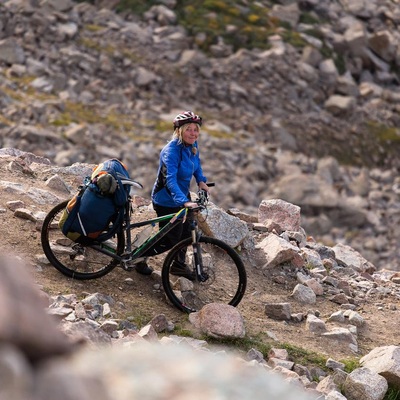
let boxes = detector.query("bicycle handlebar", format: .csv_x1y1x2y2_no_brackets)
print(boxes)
196,182,215,207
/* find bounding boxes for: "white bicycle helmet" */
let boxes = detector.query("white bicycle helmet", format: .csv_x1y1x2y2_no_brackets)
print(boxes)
173,111,203,129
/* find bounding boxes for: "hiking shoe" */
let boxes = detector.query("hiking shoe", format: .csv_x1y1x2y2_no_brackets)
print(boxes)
135,261,154,276
170,261,195,281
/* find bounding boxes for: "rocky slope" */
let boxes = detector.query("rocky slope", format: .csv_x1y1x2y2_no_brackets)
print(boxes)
1,0,400,274
1,2,400,398
0,148,399,400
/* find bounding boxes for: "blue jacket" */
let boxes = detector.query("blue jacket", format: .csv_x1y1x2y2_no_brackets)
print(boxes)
151,139,207,207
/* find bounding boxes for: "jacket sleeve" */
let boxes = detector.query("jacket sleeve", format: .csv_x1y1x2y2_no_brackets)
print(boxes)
193,148,207,185
162,144,190,205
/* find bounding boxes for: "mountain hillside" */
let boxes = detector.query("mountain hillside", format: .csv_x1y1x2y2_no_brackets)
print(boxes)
0,147,400,400
1,0,400,272
1,2,400,397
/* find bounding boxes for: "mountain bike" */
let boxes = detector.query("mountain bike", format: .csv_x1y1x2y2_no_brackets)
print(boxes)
41,178,247,313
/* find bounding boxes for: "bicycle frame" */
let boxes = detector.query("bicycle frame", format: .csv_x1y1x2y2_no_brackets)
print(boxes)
67,176,214,275
89,199,192,268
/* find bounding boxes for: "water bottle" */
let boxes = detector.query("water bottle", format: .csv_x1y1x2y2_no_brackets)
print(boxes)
132,223,154,248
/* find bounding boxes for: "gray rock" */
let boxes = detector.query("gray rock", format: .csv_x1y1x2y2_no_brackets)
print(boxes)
265,302,292,320
0,255,73,361
0,38,25,64
198,205,249,248
344,367,388,400
292,284,317,304
259,234,302,269
360,345,400,386
258,199,301,233
189,303,246,339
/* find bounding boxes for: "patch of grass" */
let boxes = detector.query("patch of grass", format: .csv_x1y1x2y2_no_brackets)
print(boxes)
367,121,400,142
175,0,277,53
84,24,105,32
3,76,62,105
299,12,320,25
109,0,331,54
153,120,173,133
4,75,39,100
0,114,12,126
204,127,235,139
172,325,194,338
125,310,153,328
78,37,143,63
1,86,24,102
280,30,308,49
304,262,314,270
77,38,106,52
385,385,400,400
340,357,360,373
344,230,360,241
10,75,37,87
195,332,329,371
280,342,328,369
50,101,134,131
284,116,400,169
114,0,160,14
203,334,273,357
334,53,346,75
51,114,73,127
302,27,324,41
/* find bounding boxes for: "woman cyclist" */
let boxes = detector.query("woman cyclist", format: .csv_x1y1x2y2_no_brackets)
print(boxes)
135,111,211,278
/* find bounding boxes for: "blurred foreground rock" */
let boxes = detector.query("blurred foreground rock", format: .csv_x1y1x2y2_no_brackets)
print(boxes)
0,253,316,400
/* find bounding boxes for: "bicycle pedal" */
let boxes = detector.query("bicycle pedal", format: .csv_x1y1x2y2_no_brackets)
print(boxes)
121,257,147,271
121,260,135,271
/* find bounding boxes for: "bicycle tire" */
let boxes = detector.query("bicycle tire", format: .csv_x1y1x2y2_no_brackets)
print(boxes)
162,236,247,313
41,200,124,280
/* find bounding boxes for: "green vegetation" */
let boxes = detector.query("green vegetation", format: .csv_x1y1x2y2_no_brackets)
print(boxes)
200,334,273,358
176,0,277,52
299,12,320,25
103,0,326,54
385,385,400,400
125,310,154,328
366,121,400,142
171,325,194,338
198,332,330,372
340,357,360,373
78,35,143,63
153,119,173,133
165,329,400,399
115,0,160,14
334,53,346,75
84,23,106,32
51,101,134,131
0,114,12,127
205,127,235,139
280,342,328,369
280,30,307,49
289,118,400,169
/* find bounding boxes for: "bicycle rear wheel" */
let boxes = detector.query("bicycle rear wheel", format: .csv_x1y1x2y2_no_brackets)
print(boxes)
41,200,124,280
162,236,247,313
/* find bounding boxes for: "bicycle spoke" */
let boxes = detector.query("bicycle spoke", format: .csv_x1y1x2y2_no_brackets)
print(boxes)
41,201,122,280
162,237,246,313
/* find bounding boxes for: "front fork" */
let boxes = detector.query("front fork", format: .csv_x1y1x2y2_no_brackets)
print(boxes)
190,219,208,282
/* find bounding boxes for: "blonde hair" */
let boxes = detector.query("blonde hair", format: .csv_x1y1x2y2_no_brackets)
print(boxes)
173,123,201,144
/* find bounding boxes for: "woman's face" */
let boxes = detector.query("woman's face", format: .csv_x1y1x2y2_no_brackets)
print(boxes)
181,123,200,145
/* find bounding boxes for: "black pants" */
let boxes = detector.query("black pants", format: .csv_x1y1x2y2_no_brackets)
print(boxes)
143,203,191,263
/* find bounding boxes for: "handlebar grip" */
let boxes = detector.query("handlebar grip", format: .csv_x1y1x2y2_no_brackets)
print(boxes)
206,182,215,187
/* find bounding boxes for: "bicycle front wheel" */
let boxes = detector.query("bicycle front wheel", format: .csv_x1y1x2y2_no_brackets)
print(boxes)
162,236,247,313
41,200,124,280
